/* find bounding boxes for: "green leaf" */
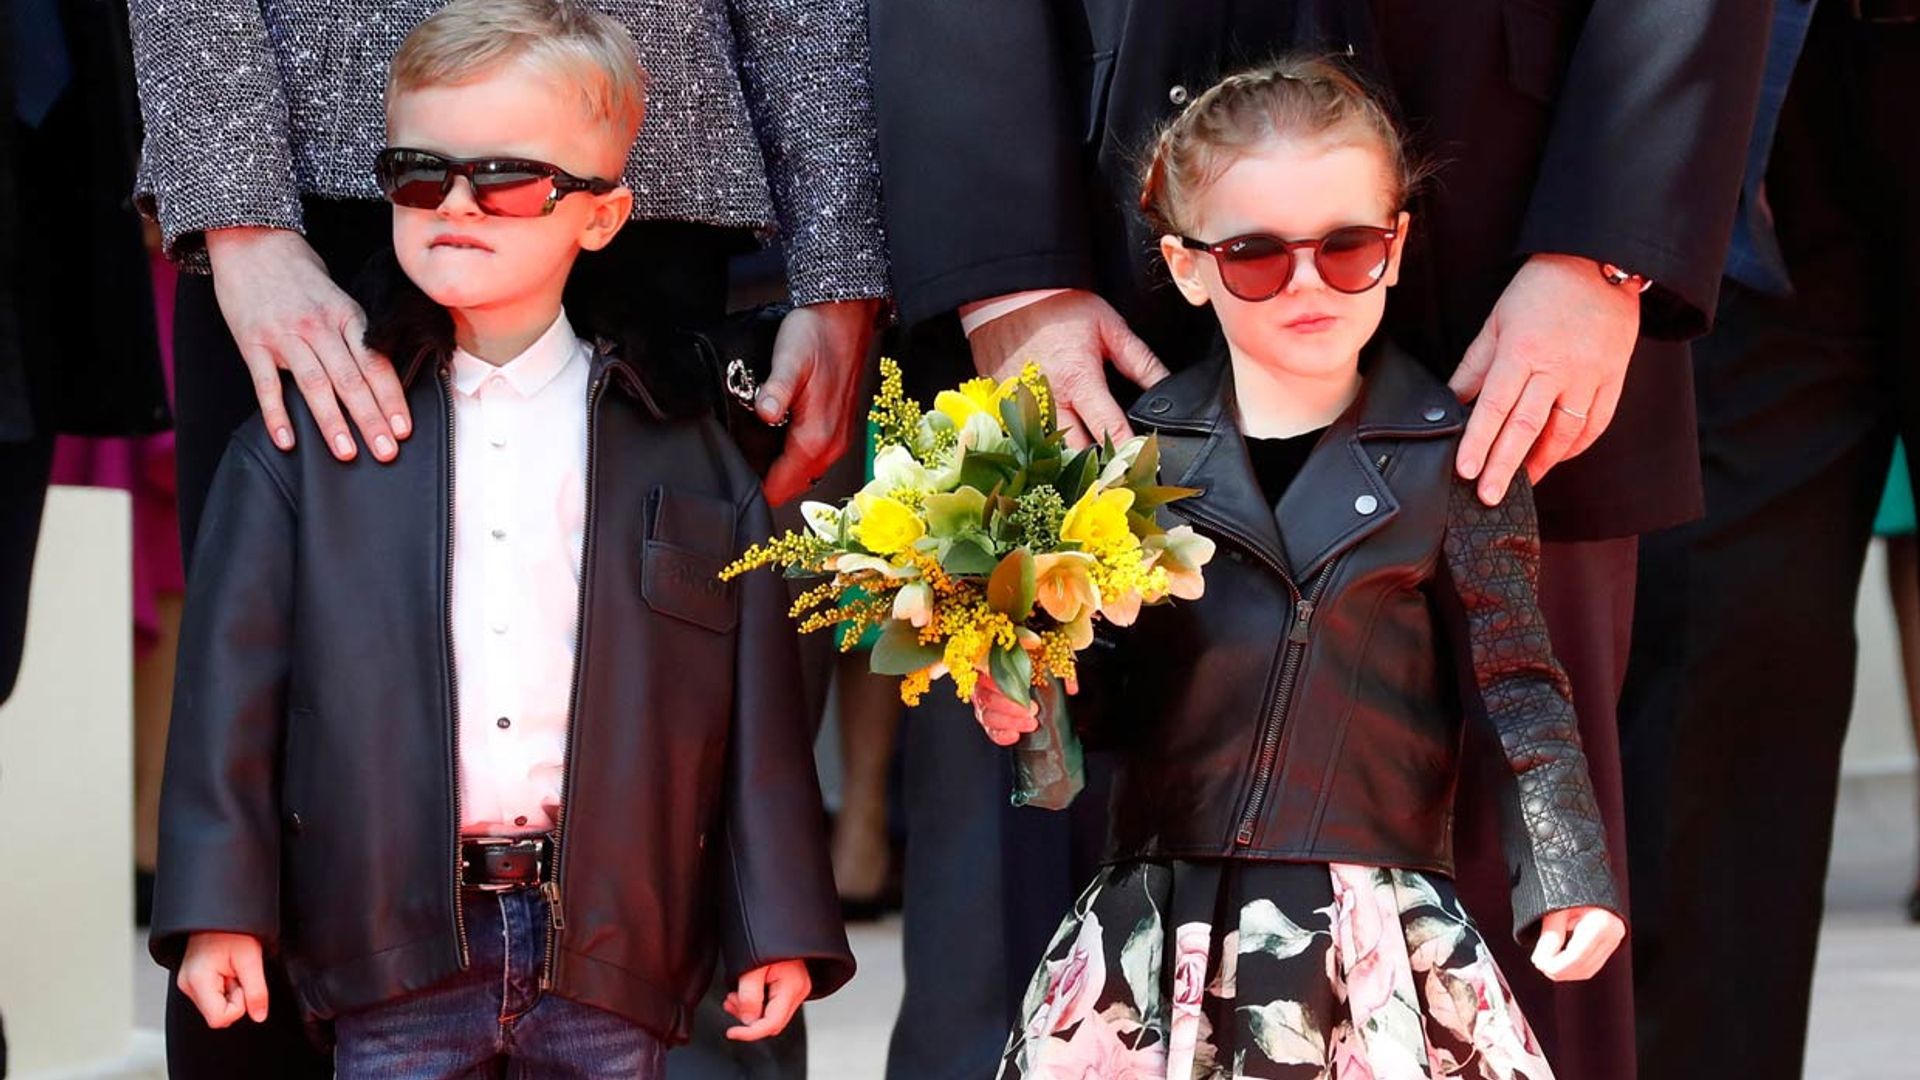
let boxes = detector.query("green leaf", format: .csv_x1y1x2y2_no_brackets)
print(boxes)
1056,448,1096,505
988,642,1033,708
941,536,999,576
871,621,942,676
924,488,988,538
959,452,1017,495
986,548,1037,621
1133,483,1204,511
1123,435,1162,490
1000,392,1030,448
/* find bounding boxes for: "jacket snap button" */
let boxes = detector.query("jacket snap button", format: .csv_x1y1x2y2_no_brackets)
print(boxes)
1168,84,1189,105
1423,406,1446,423
1354,494,1379,515
1148,397,1171,415
290,811,304,832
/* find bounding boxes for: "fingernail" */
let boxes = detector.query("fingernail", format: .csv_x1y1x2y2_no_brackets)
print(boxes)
334,433,355,458
756,395,781,420
375,435,396,459
391,414,411,438
275,427,293,450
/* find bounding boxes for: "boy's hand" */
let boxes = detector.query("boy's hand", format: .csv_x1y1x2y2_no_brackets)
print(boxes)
722,959,811,1041
1530,905,1626,982
179,931,270,1028
758,299,881,506
970,667,1077,747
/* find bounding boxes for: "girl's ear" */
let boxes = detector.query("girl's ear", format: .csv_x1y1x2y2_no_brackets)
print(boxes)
1383,209,1411,288
1159,234,1211,307
579,186,635,252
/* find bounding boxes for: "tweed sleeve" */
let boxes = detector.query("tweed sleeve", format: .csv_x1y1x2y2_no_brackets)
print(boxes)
128,0,306,269
726,0,890,305
1439,473,1622,940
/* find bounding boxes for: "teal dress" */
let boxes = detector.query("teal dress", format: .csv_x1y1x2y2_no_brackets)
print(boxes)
1877,440,1915,537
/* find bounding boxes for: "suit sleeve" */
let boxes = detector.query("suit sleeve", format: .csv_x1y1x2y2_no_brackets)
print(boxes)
868,0,1096,325
149,437,296,968
126,0,305,270
727,0,892,306
1436,472,1622,942
715,488,856,997
1514,0,1770,340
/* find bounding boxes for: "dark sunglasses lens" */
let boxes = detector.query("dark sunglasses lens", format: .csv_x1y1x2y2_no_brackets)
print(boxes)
379,152,451,210
1216,235,1294,300
1317,228,1391,293
472,167,557,217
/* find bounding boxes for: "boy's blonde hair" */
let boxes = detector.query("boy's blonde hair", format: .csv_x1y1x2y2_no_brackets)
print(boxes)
389,0,647,154
1139,56,1427,236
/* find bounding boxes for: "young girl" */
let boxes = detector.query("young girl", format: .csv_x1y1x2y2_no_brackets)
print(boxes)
972,59,1625,1079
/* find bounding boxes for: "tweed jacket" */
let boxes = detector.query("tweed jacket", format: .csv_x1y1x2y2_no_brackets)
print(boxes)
125,0,889,305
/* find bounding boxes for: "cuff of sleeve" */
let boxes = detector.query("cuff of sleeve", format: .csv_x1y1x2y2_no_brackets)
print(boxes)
959,289,1073,337
137,183,306,275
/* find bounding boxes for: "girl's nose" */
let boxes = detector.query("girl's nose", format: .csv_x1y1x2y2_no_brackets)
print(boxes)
436,176,486,220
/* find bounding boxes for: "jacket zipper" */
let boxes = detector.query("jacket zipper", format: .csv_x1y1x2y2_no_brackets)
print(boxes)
1167,504,1341,848
440,372,471,967
541,368,608,989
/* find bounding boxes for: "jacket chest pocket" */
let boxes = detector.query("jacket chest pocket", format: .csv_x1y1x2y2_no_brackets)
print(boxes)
641,486,740,634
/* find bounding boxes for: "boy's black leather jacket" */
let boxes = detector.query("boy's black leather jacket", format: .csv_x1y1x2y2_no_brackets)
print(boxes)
1081,340,1621,939
150,340,852,1039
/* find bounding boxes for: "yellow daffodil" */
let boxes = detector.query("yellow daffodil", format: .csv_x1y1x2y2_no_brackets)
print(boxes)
853,493,926,556
934,376,1010,430
1062,486,1139,551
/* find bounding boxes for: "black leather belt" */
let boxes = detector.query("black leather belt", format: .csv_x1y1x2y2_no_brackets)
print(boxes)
459,836,552,892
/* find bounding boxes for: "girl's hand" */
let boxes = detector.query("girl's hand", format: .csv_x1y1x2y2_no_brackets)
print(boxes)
724,959,812,1041
179,931,269,1028
1530,906,1626,982
970,673,1043,746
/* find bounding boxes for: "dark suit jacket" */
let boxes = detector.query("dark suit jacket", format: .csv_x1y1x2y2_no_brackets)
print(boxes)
870,0,1767,539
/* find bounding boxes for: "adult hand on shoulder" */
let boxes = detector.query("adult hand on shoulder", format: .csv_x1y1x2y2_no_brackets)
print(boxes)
206,226,409,463
1530,905,1626,982
178,931,269,1028
723,959,812,1041
757,299,882,506
969,290,1171,450
1449,253,1641,505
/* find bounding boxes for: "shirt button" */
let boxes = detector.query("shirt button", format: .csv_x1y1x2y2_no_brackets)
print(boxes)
514,815,529,827
497,716,511,729
1354,494,1379,515
491,620,508,635
491,528,507,540
1168,84,1189,105
489,433,508,448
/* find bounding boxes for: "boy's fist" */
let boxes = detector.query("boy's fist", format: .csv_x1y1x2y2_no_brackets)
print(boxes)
722,959,811,1042
179,932,269,1028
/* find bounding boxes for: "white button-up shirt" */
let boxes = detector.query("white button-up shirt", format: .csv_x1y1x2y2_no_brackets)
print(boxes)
449,312,590,837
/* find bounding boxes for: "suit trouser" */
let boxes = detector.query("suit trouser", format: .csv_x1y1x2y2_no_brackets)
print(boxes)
166,200,798,1079
1619,7,1920,1078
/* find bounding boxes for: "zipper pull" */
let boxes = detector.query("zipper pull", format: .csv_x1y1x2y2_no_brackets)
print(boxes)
1236,822,1257,846
1289,599,1315,644
543,880,567,930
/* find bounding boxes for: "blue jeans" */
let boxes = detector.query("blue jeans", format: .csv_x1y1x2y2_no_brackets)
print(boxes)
334,890,667,1080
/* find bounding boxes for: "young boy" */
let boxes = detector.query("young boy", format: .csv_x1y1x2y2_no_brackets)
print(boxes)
150,1,852,1074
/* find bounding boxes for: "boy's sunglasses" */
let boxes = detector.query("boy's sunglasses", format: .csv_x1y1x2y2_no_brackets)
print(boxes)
375,147,618,218
1178,224,1398,301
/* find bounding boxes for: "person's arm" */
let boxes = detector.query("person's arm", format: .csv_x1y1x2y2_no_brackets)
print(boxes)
715,488,857,1008
1450,0,1769,500
149,434,297,972
1435,472,1623,975
125,0,304,268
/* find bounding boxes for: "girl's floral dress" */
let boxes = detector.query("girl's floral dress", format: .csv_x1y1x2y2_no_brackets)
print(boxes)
998,860,1554,1080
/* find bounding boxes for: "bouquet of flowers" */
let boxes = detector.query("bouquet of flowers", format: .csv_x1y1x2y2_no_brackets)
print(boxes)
720,359,1215,808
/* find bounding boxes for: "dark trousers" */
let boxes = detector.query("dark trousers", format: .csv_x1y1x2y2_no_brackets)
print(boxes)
1452,535,1641,1080
166,200,779,1078
1619,8,1920,1079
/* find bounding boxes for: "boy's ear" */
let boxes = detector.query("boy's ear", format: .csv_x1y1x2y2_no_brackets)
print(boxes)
1159,234,1210,308
579,186,634,252
1383,209,1411,288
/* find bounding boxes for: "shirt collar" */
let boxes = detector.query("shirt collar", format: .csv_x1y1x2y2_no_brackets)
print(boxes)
450,310,583,398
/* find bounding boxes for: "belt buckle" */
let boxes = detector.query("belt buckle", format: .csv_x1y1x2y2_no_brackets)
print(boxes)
462,836,547,893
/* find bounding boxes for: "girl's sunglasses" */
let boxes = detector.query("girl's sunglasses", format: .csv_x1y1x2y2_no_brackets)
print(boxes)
374,148,618,218
1178,224,1398,301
